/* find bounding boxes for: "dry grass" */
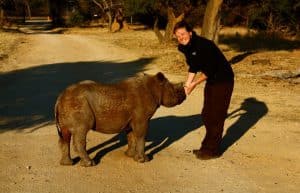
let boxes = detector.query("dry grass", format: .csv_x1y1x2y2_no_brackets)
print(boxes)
66,27,188,74
113,26,300,84
1,25,299,83
0,30,24,70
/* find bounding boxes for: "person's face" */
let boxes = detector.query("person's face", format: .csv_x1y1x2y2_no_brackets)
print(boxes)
174,27,192,45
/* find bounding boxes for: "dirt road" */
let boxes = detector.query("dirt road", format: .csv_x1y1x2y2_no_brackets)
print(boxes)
0,33,299,193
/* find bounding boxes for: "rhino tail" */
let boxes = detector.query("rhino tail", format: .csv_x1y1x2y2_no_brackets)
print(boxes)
54,97,63,139
55,95,72,144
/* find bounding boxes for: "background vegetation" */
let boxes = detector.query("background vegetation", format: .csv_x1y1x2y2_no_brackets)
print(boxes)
0,0,299,41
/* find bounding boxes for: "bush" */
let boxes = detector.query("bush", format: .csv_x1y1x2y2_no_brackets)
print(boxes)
66,11,86,27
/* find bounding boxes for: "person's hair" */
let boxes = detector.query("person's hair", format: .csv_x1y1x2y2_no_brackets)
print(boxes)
173,21,193,34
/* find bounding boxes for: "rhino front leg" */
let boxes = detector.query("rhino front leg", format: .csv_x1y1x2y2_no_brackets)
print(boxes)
134,137,149,162
125,131,137,157
131,120,149,163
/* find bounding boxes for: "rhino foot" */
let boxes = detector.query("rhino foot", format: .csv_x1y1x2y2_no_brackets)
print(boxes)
60,158,73,165
125,149,136,157
134,154,149,163
80,159,96,167
193,149,221,160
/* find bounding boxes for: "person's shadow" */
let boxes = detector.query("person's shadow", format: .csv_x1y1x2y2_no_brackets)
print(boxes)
79,114,202,165
220,97,268,153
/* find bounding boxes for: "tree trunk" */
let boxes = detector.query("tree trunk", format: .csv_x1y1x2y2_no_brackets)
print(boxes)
164,7,184,42
91,0,113,32
0,8,4,25
122,20,129,30
267,12,276,33
153,17,164,43
24,0,31,19
201,0,223,43
22,3,26,23
107,11,113,31
111,8,128,32
78,0,89,15
153,7,184,44
48,0,65,26
297,24,300,40
111,17,120,32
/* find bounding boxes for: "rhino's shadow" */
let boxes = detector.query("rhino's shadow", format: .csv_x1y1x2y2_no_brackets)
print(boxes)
146,114,202,159
80,97,268,165
82,114,202,165
0,58,152,132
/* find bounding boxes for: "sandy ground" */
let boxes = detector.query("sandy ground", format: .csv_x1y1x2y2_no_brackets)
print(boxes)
0,31,299,193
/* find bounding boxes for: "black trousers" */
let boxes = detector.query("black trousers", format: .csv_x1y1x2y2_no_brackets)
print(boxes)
200,81,234,154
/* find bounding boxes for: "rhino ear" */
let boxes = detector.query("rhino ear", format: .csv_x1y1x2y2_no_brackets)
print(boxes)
156,72,166,82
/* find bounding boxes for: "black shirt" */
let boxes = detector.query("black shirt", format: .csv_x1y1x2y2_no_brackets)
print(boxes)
178,31,234,84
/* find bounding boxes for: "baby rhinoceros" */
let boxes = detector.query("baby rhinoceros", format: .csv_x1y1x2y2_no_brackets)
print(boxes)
55,72,186,167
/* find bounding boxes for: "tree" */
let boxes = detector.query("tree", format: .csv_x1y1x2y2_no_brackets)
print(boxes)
92,0,113,30
247,0,300,35
92,0,125,32
153,7,185,44
152,0,194,44
123,0,150,20
201,0,223,43
111,7,129,32
0,0,4,25
222,0,300,36
48,0,66,26
23,0,31,19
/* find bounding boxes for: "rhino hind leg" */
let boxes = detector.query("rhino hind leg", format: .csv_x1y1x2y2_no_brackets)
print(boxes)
59,139,73,165
73,129,95,167
59,129,73,165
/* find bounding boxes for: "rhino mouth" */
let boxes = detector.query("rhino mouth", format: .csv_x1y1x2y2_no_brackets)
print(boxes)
176,88,186,104
161,83,186,107
173,83,186,104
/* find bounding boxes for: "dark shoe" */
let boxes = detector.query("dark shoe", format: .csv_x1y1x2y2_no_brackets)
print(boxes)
193,149,221,160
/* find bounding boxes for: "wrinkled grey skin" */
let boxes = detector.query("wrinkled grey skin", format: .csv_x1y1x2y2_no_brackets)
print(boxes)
55,72,186,167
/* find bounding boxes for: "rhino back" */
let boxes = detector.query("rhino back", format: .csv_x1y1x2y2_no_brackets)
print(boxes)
81,77,159,132
86,76,158,114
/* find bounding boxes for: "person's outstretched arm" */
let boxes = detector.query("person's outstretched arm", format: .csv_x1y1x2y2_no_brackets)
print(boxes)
185,72,207,95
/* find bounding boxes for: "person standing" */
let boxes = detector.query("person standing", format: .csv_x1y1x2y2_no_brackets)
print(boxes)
174,21,234,159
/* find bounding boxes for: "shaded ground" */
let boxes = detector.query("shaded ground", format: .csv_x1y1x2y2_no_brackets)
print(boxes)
0,27,299,193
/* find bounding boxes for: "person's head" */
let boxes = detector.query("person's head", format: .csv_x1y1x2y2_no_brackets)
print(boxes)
173,21,193,45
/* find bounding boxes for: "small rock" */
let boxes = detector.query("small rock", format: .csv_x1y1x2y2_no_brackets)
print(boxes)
0,54,8,60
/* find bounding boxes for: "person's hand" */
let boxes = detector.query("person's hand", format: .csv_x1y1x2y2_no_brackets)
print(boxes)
184,85,189,95
185,82,197,95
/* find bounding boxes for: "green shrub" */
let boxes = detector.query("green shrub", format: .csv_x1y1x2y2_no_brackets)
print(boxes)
66,11,86,26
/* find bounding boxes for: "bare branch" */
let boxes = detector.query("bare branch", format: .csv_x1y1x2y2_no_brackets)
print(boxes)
92,0,105,12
